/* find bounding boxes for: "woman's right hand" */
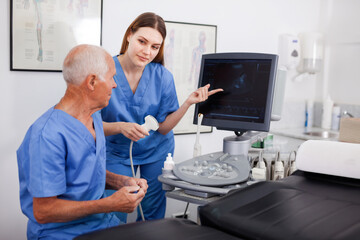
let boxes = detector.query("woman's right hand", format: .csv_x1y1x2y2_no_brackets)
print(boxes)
120,122,149,141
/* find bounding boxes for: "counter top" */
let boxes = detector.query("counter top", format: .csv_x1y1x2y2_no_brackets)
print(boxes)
270,127,339,141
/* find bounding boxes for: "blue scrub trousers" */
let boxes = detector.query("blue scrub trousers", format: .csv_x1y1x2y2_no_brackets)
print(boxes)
106,160,166,222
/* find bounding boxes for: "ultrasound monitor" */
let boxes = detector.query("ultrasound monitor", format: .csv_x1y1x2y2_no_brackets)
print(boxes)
171,53,279,188
194,53,278,135
169,53,279,188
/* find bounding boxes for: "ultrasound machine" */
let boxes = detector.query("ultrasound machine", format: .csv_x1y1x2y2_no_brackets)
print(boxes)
159,52,280,201
77,53,360,240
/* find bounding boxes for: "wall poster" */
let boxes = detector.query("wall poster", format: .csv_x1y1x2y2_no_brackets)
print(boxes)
10,0,103,71
164,21,217,134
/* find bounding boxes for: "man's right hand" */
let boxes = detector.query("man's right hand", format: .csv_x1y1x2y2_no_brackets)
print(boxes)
107,185,145,213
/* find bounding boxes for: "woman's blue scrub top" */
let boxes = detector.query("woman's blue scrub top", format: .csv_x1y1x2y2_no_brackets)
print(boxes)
101,56,179,166
17,108,119,239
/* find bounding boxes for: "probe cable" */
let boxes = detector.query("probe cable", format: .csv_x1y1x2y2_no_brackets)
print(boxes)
129,140,145,221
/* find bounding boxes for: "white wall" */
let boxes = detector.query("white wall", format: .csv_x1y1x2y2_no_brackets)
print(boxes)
2,0,356,239
324,0,360,104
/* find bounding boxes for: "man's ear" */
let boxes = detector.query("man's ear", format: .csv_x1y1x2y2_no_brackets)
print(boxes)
86,74,97,91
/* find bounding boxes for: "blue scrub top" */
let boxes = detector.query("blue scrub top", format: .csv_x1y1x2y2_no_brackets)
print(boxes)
101,56,179,166
17,107,119,239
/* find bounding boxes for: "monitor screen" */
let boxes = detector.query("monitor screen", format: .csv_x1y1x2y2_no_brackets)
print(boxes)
194,52,278,133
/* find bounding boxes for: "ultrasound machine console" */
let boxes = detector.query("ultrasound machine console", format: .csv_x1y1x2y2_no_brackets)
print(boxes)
160,52,279,198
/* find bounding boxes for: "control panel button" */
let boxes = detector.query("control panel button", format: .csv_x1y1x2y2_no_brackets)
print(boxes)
202,161,208,167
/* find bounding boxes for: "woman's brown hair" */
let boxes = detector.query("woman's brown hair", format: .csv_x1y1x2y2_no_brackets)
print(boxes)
120,12,167,65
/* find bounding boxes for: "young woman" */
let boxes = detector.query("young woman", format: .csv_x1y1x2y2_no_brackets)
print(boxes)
101,12,222,222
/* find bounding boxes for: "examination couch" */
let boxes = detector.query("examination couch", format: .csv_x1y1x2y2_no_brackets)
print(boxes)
76,140,360,240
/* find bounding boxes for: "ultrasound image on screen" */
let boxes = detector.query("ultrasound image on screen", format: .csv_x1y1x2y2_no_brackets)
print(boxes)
198,59,271,123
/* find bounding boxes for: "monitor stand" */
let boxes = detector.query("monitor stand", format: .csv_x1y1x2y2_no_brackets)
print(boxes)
223,131,267,156
173,131,267,187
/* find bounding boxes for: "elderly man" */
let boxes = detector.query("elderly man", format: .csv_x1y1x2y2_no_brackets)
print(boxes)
17,44,148,239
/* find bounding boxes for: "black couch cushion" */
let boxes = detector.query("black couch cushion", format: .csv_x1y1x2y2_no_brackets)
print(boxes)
199,170,360,240
75,218,241,240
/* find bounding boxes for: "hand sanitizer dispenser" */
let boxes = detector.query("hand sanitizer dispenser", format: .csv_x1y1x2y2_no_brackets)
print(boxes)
278,34,300,70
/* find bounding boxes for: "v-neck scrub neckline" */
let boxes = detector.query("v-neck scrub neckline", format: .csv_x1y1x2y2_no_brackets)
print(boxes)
113,56,150,106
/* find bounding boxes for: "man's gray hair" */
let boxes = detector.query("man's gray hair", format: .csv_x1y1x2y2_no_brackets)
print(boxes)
62,44,110,85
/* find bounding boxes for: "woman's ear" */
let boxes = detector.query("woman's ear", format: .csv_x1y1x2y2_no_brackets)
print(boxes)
127,32,133,43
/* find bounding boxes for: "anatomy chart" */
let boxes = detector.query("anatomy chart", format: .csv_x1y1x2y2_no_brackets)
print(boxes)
164,21,216,134
11,0,102,71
